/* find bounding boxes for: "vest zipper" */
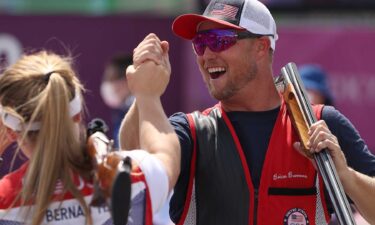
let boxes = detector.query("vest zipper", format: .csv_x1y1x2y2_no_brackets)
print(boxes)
253,189,258,225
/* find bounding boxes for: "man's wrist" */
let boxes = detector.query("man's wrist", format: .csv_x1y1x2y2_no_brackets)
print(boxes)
340,167,356,193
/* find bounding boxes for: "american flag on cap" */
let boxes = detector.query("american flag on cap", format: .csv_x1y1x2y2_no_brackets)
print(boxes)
210,3,239,20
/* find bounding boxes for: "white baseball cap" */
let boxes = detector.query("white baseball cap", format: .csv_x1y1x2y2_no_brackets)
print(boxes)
172,0,278,50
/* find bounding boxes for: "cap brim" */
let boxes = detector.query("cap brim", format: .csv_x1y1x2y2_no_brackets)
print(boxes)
172,14,245,40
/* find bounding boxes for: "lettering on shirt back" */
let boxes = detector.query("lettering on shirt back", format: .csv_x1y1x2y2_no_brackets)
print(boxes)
45,201,110,222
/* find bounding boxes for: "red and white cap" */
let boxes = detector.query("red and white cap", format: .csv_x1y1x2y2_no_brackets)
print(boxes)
172,0,278,50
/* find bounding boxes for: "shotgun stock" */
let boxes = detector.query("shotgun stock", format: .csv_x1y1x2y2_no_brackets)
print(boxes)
275,63,355,225
86,118,131,225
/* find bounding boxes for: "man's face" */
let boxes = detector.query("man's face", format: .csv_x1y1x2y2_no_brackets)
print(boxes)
195,22,259,101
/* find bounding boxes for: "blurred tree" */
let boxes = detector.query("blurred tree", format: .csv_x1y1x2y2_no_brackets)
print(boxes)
0,0,198,15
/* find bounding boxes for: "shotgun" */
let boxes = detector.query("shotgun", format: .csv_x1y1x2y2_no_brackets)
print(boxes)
86,118,131,225
274,62,355,225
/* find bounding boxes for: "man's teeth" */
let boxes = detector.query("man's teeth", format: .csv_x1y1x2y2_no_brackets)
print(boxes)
208,67,226,74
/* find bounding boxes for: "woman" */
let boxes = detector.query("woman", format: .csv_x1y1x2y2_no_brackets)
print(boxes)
0,51,179,225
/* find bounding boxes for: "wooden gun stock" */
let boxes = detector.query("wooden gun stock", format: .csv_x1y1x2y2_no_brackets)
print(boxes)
87,131,120,205
275,63,355,225
86,118,131,225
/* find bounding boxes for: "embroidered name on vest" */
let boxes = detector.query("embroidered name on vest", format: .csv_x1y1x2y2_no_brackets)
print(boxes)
273,171,308,181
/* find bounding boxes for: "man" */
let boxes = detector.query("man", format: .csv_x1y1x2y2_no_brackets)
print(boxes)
120,0,375,224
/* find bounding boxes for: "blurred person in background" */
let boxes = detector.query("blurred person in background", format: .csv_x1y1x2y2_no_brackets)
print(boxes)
120,0,375,224
100,54,135,148
299,64,334,106
0,50,179,225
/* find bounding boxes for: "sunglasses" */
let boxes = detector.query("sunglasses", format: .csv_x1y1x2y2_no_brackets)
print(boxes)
192,29,265,56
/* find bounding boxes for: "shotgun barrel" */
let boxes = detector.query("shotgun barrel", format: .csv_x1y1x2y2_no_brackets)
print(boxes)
275,62,355,225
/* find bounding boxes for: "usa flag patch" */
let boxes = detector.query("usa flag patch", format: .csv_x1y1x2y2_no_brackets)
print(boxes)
210,3,239,20
283,208,309,225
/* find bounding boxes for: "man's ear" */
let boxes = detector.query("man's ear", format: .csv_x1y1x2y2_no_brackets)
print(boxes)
257,37,271,56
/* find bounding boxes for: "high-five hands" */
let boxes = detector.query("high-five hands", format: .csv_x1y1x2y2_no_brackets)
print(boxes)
122,33,181,192
126,33,171,98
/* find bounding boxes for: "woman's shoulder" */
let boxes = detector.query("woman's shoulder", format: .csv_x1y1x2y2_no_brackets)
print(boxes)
0,163,28,208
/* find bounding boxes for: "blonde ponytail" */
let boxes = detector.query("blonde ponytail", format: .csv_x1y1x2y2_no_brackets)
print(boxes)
0,51,92,225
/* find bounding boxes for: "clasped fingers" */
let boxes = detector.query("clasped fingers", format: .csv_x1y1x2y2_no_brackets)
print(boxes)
133,33,164,68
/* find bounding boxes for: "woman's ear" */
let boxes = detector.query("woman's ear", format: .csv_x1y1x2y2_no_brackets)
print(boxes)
72,113,81,123
0,126,16,153
6,127,18,141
